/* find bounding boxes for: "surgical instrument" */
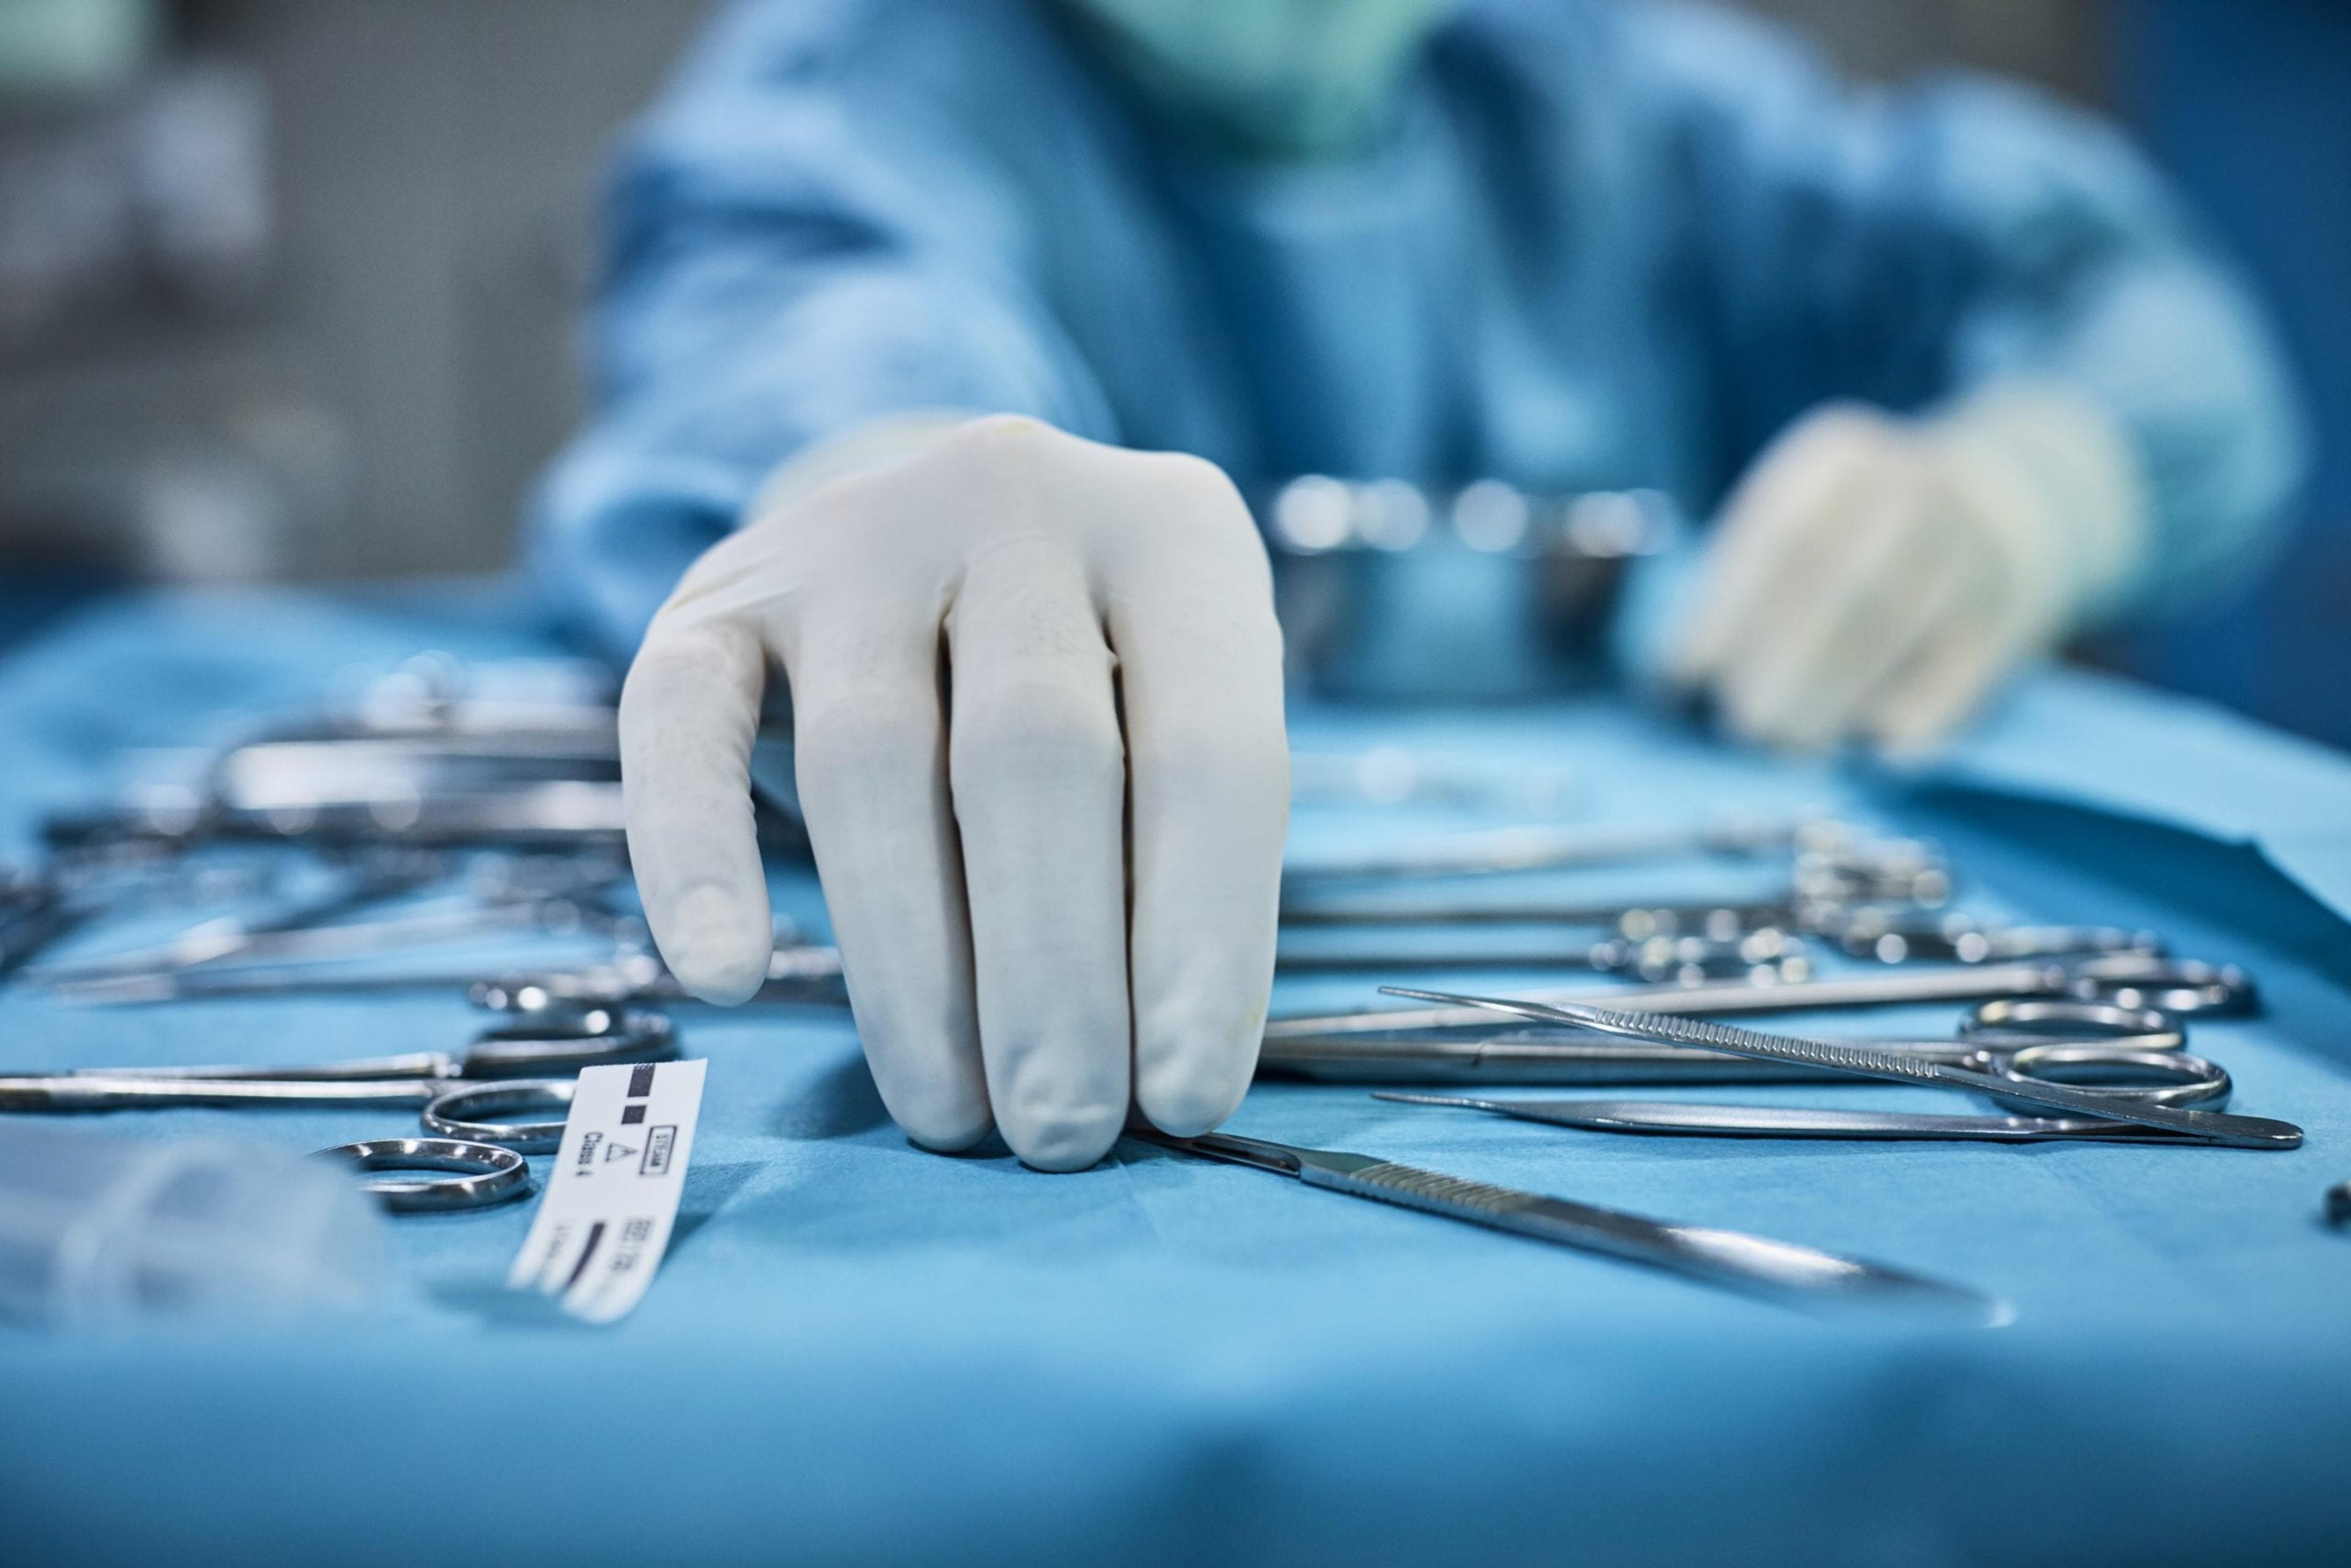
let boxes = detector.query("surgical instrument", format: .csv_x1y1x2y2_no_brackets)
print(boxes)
62,1003,678,1083
1123,1125,2003,1320
1258,997,2188,1086
1373,1095,2233,1146
48,942,847,1008
40,895,645,1001
1281,817,1805,882
1281,819,1946,903
0,868,84,980
1265,951,2255,1042
1380,989,2301,1149
28,850,448,985
1273,928,1809,983
1280,896,1789,939
421,1079,574,1153
7,1075,578,1153
1825,912,2161,966
312,1138,533,1213
2328,1182,2351,1227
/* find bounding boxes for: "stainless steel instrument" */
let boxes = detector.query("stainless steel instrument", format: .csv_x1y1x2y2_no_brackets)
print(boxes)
1125,1125,2004,1320
1378,988,2300,1150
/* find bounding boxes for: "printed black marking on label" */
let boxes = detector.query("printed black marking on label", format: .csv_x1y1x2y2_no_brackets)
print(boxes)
620,1104,647,1125
627,1064,656,1098
563,1221,606,1291
642,1126,677,1177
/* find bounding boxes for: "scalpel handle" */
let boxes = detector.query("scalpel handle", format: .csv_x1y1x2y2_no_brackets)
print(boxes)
1305,1160,1998,1319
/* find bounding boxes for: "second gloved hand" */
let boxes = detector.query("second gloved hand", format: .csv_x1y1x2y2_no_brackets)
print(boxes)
1667,384,2148,755
620,416,1289,1171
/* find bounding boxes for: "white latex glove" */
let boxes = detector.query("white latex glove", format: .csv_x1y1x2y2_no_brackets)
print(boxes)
1667,383,2149,756
619,415,1288,1171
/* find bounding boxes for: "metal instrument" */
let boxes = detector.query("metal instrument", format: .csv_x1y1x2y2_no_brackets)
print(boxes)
1281,817,1804,883
1,1006,659,1201
1265,951,2255,1044
45,942,847,1008
27,851,448,985
1370,1095,2243,1145
311,1138,533,1212
1124,1125,2003,1320
1260,997,2185,1085
58,1005,677,1082
1378,989,2301,1150
1273,928,1809,984
421,1079,575,1153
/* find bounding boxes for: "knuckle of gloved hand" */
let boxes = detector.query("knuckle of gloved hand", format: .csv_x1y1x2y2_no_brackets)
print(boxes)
793,691,937,796
1798,399,1901,450
621,632,750,733
951,678,1123,795
926,412,1073,492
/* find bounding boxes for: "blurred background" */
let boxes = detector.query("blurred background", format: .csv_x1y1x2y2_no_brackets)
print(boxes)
0,0,2342,744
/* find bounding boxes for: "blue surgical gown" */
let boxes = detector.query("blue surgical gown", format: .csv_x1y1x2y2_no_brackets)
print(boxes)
529,0,2309,661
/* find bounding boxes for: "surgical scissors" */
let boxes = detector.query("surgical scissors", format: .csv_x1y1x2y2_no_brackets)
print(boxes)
1378,989,2299,1149
1124,1125,2002,1320
312,1138,534,1212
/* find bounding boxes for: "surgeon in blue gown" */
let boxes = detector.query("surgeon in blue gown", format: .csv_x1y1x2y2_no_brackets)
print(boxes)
534,0,2309,1171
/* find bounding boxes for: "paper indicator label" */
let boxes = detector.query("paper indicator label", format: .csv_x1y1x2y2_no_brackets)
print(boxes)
506,1057,706,1324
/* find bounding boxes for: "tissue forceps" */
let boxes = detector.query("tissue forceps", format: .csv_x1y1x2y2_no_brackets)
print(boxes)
1125,1125,2002,1321
1258,997,2186,1086
1372,1095,2233,1146
1380,989,2300,1150
1266,952,2255,1042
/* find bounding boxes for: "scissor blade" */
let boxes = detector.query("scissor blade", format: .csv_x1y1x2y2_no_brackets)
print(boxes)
1382,989,2302,1151
1370,1092,2204,1143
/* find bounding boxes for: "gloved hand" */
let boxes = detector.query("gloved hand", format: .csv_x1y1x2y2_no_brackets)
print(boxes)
618,415,1288,1171
1666,383,2149,756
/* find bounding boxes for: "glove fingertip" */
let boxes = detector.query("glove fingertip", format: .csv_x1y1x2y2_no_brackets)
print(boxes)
657,883,774,1005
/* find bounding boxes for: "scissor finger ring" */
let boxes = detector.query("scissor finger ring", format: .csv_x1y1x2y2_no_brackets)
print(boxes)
1960,997,2184,1052
311,1137,533,1212
1990,1044,2232,1112
422,1079,575,1153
